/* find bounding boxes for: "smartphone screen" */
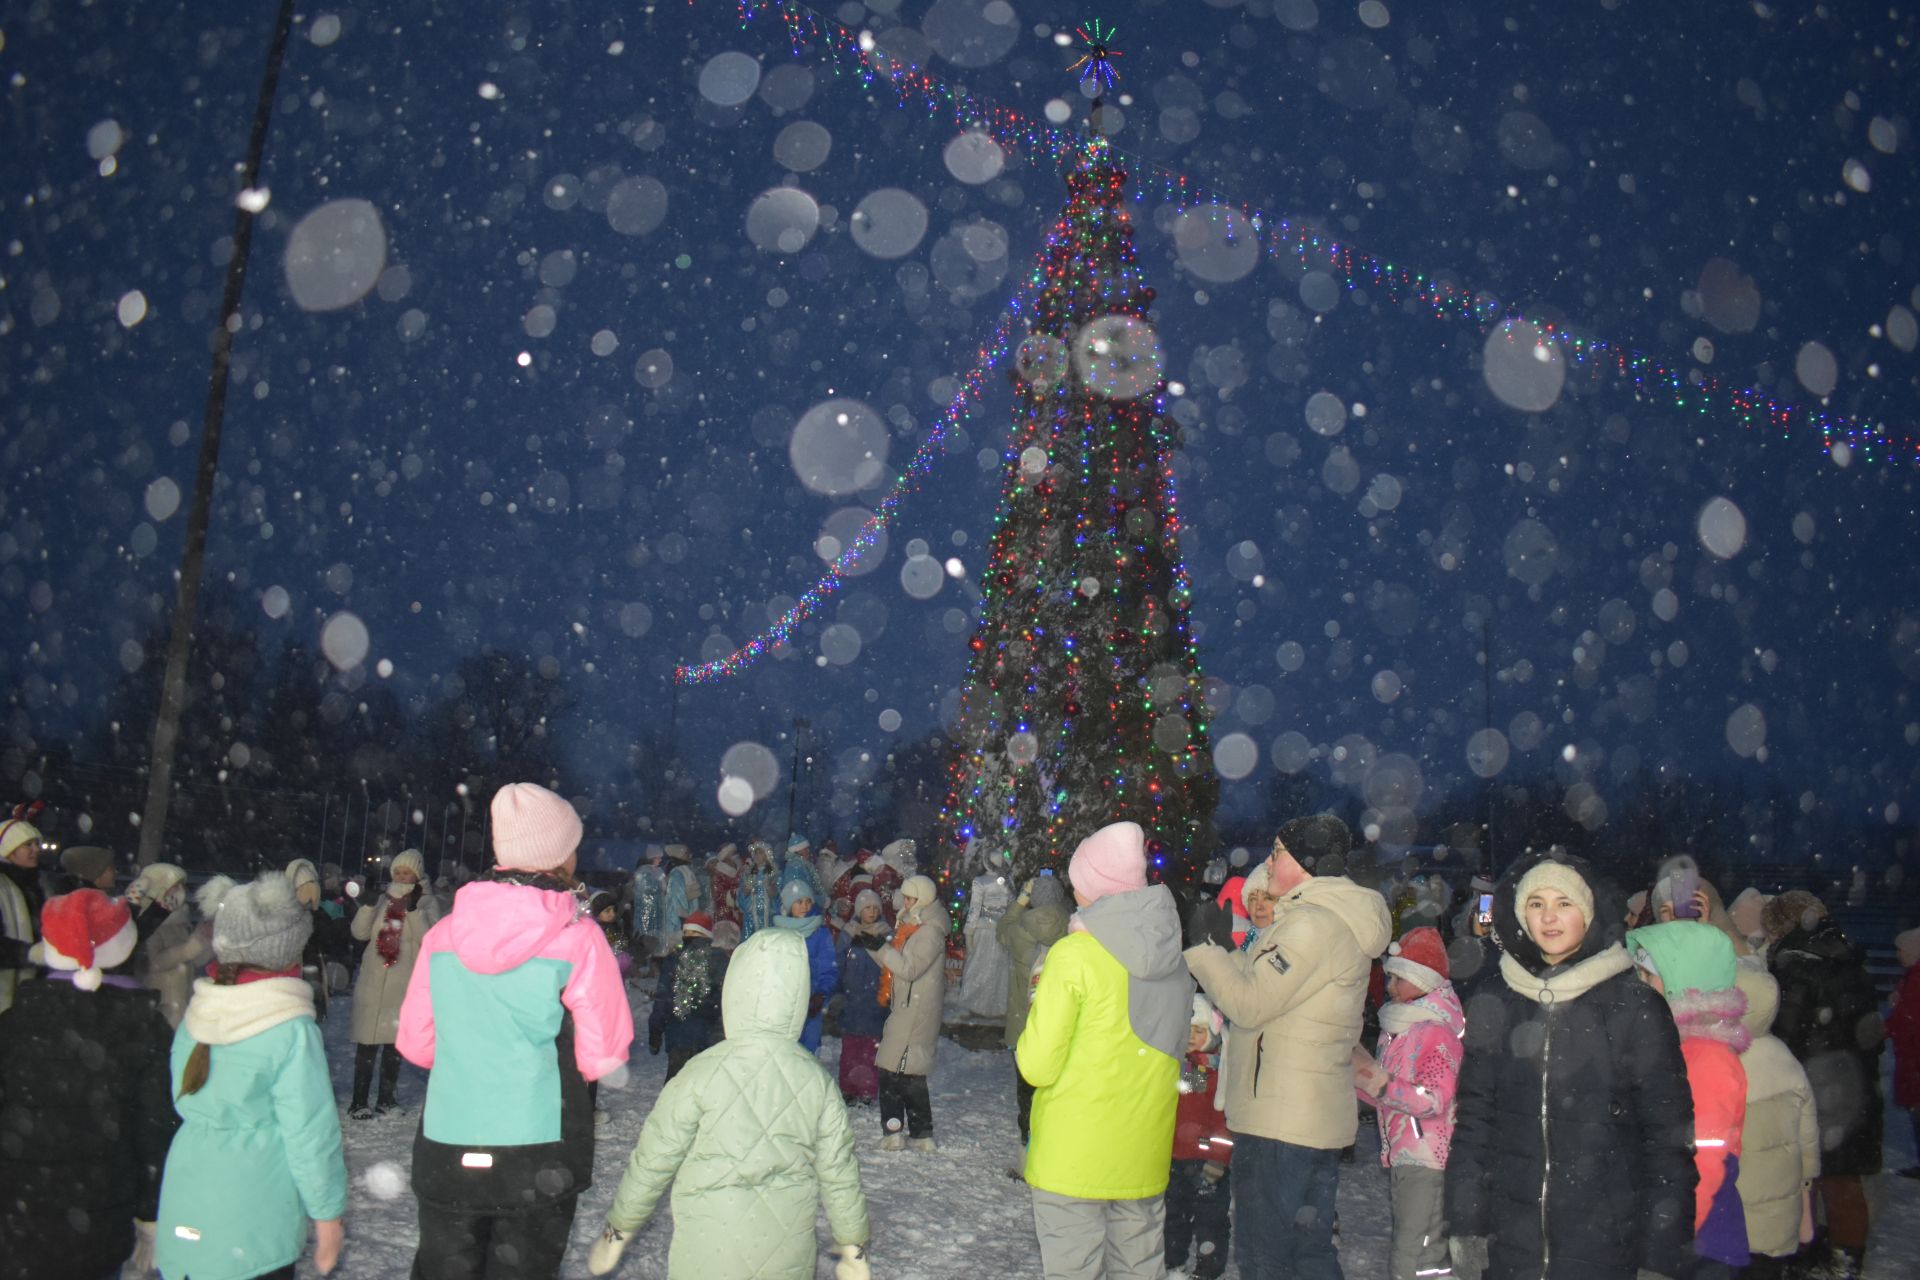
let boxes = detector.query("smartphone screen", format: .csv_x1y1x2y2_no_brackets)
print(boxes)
1477,893,1493,916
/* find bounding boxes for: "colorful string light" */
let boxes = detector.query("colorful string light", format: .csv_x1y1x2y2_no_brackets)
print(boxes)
704,0,1909,463
676,0,1912,684
1066,20,1124,94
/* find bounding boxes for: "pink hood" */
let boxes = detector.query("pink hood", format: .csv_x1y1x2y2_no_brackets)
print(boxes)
439,880,590,974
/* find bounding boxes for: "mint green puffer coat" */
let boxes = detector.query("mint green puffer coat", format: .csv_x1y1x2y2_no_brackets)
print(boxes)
605,928,869,1279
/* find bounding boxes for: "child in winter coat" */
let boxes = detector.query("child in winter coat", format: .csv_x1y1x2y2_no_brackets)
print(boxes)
838,888,892,1105
1353,925,1465,1280
774,880,839,1054
1627,921,1753,1272
156,872,348,1279
876,874,950,1151
1021,822,1191,1280
649,911,728,1081
592,889,635,982
347,847,442,1118
587,927,872,1280
397,783,635,1280
1889,927,1920,1179
1,890,178,1280
1735,967,1820,1275
1166,994,1233,1280
129,861,208,1029
1446,852,1697,1280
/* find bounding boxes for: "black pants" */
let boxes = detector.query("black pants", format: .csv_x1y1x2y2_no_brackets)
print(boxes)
878,1068,933,1139
1015,1062,1036,1144
352,1042,402,1110
179,1270,294,1280
411,1195,578,1280
665,1043,702,1082
1165,1158,1232,1279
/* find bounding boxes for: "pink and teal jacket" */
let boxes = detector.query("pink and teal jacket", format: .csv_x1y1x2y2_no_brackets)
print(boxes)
1359,982,1464,1170
398,877,634,1210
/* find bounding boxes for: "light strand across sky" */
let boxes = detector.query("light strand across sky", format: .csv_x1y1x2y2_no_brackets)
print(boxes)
711,0,1910,462
675,0,1914,684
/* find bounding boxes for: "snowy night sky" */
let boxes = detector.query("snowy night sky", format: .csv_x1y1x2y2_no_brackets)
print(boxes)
2,0,1917,856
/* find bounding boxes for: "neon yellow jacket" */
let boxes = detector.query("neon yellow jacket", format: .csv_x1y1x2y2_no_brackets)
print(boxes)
1016,885,1189,1200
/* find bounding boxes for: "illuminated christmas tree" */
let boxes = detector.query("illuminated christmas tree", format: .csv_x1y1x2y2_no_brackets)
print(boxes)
938,135,1218,894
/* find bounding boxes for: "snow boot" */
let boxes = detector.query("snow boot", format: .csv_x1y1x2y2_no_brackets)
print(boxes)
878,1133,906,1152
911,1136,938,1154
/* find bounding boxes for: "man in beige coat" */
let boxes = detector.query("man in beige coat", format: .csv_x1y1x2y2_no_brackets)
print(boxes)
1183,815,1390,1280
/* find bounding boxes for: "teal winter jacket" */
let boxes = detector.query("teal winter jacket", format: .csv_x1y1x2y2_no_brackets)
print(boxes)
155,976,347,1280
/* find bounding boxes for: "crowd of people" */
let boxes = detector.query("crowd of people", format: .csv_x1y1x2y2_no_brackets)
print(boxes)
2,790,1917,1280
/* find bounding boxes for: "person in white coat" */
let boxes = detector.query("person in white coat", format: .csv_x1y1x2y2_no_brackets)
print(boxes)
348,848,442,1117
875,876,949,1152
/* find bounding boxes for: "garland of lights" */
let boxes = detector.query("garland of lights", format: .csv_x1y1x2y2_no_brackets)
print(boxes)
676,0,1912,685
674,247,1050,684
703,0,1909,463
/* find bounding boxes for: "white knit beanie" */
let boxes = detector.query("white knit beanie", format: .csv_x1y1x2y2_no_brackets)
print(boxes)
1515,860,1596,928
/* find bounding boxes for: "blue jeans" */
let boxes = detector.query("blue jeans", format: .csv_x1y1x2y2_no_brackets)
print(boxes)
1231,1133,1342,1280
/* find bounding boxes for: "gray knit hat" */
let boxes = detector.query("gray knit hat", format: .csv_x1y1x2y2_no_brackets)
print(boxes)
209,871,312,970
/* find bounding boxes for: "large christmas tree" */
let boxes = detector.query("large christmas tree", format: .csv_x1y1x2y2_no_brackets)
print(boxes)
938,138,1218,895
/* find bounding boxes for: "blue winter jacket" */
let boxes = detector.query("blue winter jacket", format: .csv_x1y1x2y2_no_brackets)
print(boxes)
773,911,838,1053
837,933,890,1039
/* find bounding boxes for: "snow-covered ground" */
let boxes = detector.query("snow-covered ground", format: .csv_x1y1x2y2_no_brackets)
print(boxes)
305,978,1920,1278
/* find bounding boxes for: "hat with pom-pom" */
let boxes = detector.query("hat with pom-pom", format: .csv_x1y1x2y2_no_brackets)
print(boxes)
209,872,312,971
36,890,137,991
1384,925,1450,992
489,782,582,872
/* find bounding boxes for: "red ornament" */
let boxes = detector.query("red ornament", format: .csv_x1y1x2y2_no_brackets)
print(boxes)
969,636,986,652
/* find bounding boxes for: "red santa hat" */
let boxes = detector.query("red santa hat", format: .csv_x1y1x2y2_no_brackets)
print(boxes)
1383,925,1450,993
681,911,715,939
36,889,137,992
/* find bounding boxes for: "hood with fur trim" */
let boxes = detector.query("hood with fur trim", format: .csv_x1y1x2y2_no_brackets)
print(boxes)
1491,847,1628,978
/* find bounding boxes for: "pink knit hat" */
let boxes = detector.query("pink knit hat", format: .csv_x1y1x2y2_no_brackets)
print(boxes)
1068,821,1148,904
490,782,582,872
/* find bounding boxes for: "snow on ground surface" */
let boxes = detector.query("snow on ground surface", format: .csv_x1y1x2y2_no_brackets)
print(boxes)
302,976,1920,1279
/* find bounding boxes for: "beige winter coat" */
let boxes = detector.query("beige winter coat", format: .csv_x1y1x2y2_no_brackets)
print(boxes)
1736,962,1820,1259
1185,872,1391,1149
875,901,948,1077
139,906,211,1029
350,888,442,1045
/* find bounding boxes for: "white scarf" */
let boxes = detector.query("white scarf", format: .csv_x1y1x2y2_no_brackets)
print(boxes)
1498,943,1633,1005
182,976,315,1046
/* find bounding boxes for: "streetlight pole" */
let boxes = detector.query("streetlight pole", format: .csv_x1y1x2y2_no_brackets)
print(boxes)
136,0,300,866
785,718,809,847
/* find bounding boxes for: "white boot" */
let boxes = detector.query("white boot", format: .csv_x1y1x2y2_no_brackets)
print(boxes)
911,1136,938,1153
878,1133,906,1152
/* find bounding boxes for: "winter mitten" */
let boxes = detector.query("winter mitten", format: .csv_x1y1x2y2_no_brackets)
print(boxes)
833,1243,872,1280
1201,1161,1227,1184
1448,1235,1488,1280
129,1219,157,1276
599,1063,632,1091
1183,898,1233,950
588,1225,631,1276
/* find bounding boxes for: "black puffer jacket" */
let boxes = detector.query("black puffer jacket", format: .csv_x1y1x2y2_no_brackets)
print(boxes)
1445,850,1698,1280
1768,917,1884,1175
0,975,179,1280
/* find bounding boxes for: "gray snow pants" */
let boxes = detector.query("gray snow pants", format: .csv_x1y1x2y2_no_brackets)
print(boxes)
1030,1186,1166,1280
1389,1164,1451,1280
